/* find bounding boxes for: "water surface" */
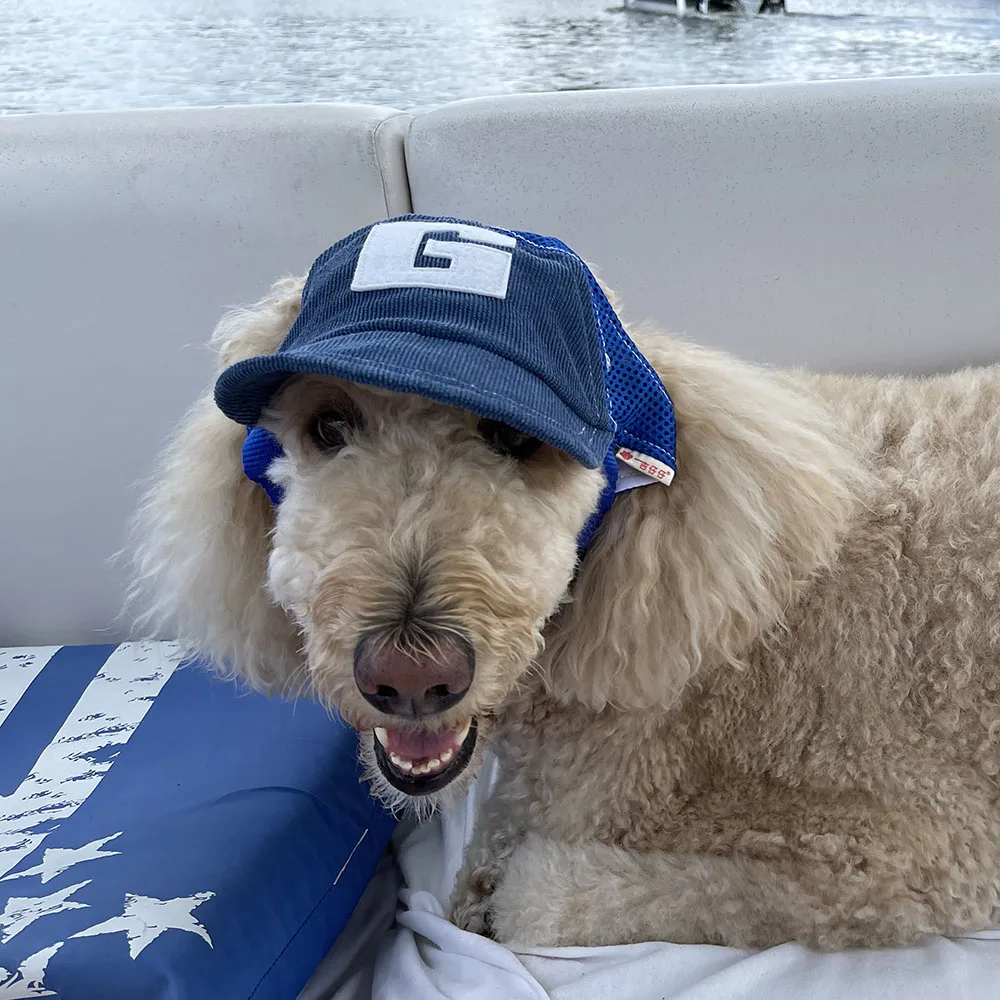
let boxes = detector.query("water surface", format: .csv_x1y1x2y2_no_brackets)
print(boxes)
2,0,999,114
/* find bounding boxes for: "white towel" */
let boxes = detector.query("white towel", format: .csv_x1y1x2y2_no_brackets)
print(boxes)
310,756,1000,1000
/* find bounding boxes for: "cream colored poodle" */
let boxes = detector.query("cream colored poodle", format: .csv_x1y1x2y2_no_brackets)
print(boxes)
132,233,1000,951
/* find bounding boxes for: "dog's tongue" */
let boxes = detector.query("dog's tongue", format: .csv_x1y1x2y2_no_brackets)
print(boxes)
384,727,458,762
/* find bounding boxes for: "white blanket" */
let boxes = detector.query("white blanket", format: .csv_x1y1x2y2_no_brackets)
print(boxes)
304,758,1000,1000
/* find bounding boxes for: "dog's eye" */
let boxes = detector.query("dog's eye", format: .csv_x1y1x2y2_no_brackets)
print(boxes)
477,419,543,461
309,412,350,452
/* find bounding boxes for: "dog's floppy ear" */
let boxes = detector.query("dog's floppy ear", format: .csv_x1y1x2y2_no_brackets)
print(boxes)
129,277,305,690
540,333,868,712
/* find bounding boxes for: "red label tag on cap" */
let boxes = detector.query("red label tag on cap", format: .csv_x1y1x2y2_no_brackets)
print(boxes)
615,447,675,486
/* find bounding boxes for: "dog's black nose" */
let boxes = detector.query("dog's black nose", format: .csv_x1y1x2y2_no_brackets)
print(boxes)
353,635,474,718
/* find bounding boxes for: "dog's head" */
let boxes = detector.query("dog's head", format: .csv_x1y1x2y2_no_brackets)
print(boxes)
194,217,678,810
132,217,858,817
259,374,603,807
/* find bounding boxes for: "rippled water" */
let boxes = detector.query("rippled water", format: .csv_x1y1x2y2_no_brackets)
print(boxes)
2,0,999,115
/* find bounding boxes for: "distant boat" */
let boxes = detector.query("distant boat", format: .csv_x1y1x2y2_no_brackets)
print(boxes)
624,0,784,13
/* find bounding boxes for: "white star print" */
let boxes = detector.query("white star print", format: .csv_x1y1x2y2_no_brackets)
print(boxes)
0,882,91,945
0,834,123,885
0,941,64,998
70,891,215,959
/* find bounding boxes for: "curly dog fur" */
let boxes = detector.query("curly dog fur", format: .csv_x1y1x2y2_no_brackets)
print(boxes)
131,272,1000,950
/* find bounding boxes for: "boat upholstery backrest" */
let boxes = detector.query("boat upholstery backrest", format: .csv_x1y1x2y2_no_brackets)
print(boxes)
406,76,1000,375
0,105,409,644
2,76,999,644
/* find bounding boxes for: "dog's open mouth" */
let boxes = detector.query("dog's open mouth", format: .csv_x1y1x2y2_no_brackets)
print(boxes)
372,718,478,795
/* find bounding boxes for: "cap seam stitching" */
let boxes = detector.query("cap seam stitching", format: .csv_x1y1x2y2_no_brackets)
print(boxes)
492,228,618,435
494,227,675,464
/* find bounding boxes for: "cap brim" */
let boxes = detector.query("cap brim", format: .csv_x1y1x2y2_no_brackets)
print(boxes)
214,329,613,469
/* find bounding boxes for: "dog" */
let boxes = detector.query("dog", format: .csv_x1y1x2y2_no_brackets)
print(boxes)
131,217,1000,951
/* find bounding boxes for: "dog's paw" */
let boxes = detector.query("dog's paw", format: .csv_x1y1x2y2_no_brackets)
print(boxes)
487,833,579,947
486,834,696,948
450,889,495,938
449,864,502,937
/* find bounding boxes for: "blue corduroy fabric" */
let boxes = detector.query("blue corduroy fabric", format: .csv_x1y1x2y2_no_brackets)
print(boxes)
224,216,677,553
217,218,614,469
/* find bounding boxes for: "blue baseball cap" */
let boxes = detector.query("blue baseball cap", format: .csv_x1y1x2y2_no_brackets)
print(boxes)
215,215,677,549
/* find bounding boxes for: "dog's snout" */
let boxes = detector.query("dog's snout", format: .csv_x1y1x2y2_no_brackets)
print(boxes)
353,636,474,718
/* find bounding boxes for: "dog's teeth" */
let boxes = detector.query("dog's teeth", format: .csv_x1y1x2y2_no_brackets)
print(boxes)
454,720,472,746
374,727,388,747
382,741,458,778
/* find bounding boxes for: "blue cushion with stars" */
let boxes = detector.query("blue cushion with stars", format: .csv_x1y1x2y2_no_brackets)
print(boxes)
0,642,396,999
